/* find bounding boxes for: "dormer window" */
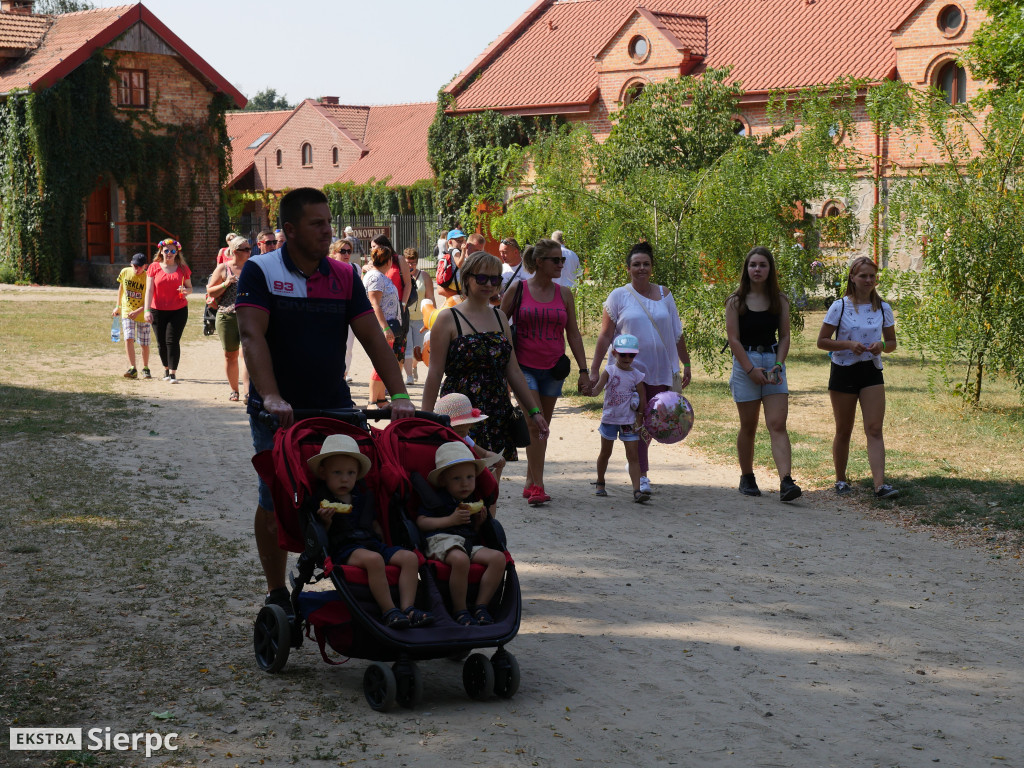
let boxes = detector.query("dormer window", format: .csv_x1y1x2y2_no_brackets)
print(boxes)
628,35,650,64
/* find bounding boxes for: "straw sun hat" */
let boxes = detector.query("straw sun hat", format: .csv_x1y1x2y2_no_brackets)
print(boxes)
307,434,371,479
434,393,488,427
427,441,489,486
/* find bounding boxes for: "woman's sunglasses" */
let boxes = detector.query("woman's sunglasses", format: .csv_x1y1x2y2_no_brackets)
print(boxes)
541,256,566,264
338,248,352,254
165,248,178,256
470,273,503,287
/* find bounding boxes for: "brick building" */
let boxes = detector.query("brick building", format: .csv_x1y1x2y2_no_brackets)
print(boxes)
0,1,245,282
444,0,984,267
226,99,436,233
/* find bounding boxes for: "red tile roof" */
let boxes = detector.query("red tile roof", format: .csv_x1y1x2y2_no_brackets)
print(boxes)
448,0,923,111
335,102,436,186
0,13,49,49
0,3,245,106
316,103,371,142
225,109,292,186
652,11,708,54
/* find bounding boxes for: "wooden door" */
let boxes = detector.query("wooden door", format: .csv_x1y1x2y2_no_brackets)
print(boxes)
85,183,111,261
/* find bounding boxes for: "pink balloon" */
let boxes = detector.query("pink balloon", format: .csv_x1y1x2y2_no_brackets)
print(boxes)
643,392,694,444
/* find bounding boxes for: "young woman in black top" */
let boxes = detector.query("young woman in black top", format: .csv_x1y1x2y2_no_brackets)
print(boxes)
724,246,801,501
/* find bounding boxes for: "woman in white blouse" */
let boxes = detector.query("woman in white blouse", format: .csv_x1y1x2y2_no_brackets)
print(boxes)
816,256,898,499
590,242,691,494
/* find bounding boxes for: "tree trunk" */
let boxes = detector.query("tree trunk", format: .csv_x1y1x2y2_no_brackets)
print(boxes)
974,355,984,405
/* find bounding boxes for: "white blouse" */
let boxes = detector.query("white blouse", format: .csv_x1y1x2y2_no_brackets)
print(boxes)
603,284,683,387
825,297,894,369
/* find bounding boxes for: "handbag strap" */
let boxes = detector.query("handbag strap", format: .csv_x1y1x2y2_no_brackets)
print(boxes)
500,262,524,298
628,286,676,361
509,280,525,326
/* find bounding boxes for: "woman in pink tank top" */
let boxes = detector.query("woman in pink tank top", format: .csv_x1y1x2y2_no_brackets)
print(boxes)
500,238,590,505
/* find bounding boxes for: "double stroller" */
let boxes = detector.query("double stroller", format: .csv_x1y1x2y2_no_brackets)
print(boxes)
251,410,522,710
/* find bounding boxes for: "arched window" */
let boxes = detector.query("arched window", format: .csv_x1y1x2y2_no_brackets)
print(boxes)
301,142,313,166
936,61,967,105
622,81,646,107
733,116,749,137
332,146,339,166
821,201,844,218
275,149,282,167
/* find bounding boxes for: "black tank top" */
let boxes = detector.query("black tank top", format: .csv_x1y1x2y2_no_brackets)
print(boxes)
738,307,779,348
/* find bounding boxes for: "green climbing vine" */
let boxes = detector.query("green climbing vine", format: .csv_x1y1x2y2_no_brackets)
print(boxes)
323,178,438,220
426,89,559,229
0,53,231,283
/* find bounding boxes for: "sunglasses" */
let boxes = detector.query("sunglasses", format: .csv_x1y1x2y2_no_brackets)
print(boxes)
617,352,637,358
165,249,178,256
470,273,503,287
236,247,251,252
541,256,566,264
338,248,352,254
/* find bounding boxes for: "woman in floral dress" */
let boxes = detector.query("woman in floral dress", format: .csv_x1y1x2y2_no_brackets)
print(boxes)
422,251,549,481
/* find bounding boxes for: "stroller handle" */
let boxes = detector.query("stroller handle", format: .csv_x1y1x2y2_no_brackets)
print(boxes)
258,408,450,431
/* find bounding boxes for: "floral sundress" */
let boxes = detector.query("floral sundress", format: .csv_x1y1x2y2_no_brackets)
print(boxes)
440,308,518,461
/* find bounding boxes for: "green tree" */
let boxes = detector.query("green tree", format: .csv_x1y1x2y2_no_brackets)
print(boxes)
968,0,1024,96
494,69,861,362
244,88,292,112
868,80,1024,404
34,0,93,12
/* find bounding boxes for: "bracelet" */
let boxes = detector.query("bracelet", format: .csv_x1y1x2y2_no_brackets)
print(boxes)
682,363,691,369
773,362,783,369
881,340,887,352
578,369,587,376
746,364,755,374
390,393,411,401
528,407,541,416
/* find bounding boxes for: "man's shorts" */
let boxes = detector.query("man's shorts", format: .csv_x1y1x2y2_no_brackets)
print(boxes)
250,414,275,511
598,422,640,442
336,539,405,565
424,533,486,561
121,318,151,346
828,360,884,394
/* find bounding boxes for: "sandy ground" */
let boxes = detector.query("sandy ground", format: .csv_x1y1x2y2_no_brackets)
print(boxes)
5,285,1024,767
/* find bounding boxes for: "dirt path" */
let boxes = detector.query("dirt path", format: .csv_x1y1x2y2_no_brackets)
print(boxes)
7,285,1024,767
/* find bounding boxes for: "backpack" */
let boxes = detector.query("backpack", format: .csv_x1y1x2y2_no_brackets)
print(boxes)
435,249,460,292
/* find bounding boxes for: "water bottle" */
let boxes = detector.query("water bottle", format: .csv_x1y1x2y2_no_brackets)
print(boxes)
110,317,120,343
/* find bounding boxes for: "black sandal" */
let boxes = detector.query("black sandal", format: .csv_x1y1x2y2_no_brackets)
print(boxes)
382,608,410,629
453,609,477,626
471,605,494,625
633,489,651,504
404,606,435,628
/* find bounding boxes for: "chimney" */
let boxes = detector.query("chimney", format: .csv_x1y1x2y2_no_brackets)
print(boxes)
1,0,35,14
319,96,340,105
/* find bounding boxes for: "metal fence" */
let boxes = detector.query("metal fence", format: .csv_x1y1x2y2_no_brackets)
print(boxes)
335,214,445,270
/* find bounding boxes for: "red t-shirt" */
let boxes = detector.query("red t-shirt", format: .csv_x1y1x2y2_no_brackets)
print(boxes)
216,247,231,264
148,261,192,311
386,256,405,299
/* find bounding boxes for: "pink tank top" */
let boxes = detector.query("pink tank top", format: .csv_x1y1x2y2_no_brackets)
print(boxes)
514,281,567,369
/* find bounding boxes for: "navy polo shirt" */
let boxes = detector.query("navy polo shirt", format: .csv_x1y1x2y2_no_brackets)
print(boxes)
237,245,373,413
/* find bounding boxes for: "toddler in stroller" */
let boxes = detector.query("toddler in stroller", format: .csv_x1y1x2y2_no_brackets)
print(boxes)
306,434,434,629
416,441,506,626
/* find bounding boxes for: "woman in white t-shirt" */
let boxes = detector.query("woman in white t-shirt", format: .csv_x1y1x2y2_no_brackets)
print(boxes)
589,242,691,494
817,257,898,499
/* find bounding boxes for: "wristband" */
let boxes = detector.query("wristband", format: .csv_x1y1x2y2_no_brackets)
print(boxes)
682,363,691,369
881,340,886,352
773,362,783,369
528,407,541,416
390,393,411,401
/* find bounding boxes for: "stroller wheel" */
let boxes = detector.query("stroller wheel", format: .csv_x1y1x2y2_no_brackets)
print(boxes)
253,605,291,673
491,649,520,699
462,653,494,701
363,662,397,711
392,660,423,709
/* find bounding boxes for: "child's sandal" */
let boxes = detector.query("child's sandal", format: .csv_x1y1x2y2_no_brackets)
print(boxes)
471,605,494,625
453,609,477,627
382,607,411,629
404,606,435,628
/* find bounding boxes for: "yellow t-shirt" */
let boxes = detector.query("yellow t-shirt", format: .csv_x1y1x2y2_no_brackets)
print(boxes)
117,267,148,322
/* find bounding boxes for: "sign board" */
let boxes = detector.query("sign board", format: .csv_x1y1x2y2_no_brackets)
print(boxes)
347,226,390,242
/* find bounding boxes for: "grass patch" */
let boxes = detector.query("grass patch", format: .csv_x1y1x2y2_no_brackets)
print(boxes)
570,314,1024,530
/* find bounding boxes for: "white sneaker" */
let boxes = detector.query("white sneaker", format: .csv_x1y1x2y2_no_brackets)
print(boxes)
639,476,652,493
405,375,415,385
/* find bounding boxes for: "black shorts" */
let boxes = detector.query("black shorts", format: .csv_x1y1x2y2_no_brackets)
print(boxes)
828,360,884,394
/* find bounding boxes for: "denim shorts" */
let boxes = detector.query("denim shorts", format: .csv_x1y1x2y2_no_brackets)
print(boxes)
250,414,275,511
520,364,565,398
599,422,640,442
729,350,789,403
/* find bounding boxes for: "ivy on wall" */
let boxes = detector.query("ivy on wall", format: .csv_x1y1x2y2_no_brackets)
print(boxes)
426,90,558,229
323,179,437,221
0,53,231,283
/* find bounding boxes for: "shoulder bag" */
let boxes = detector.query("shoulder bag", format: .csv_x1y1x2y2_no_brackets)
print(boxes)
629,286,683,393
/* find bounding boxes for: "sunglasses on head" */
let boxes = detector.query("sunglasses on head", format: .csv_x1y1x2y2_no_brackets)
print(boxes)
470,273,503,287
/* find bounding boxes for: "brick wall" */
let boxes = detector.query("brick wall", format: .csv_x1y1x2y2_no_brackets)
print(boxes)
102,50,223,277
253,100,363,192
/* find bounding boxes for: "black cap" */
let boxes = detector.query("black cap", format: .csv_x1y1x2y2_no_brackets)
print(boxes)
130,253,146,267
